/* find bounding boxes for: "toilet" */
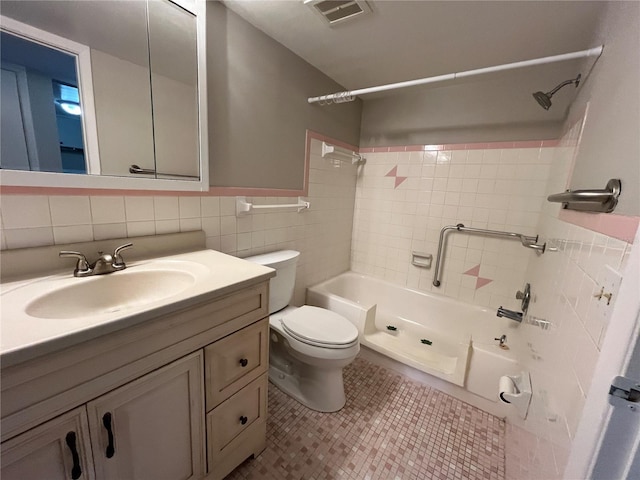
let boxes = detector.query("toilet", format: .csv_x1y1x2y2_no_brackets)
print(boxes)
244,250,359,412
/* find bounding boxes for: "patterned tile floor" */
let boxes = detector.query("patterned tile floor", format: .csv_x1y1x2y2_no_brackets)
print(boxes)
227,357,505,480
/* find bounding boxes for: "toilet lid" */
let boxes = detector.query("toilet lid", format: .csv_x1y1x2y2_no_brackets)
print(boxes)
281,306,358,348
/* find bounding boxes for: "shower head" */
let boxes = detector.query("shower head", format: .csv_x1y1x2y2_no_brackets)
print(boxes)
532,74,581,110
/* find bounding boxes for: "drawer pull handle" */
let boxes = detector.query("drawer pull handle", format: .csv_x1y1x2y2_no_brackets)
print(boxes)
65,431,82,480
239,358,248,367
102,412,115,458
239,415,248,425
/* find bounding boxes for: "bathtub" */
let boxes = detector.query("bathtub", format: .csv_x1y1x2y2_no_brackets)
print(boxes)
307,272,521,402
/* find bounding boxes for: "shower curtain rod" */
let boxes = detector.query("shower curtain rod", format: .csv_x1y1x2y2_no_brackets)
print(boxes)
307,46,603,104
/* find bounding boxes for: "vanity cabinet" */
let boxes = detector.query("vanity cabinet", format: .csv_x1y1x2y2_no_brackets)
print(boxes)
1,280,270,480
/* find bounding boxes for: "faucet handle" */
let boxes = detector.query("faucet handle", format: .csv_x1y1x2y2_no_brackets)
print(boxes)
516,283,531,313
59,251,91,274
112,242,133,267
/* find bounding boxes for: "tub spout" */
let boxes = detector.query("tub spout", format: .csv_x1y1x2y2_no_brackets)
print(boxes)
497,306,523,323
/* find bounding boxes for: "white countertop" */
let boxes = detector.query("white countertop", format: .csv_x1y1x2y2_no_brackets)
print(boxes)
1,249,274,368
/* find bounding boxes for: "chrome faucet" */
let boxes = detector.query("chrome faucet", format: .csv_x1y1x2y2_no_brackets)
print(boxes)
496,306,523,323
59,243,133,277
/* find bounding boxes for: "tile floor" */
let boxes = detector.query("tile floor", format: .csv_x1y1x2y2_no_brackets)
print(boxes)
228,357,506,480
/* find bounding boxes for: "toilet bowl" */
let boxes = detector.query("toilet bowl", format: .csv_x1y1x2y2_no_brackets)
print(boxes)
244,251,359,412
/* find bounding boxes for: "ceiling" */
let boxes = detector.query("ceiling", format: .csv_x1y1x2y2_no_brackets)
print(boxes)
222,0,607,123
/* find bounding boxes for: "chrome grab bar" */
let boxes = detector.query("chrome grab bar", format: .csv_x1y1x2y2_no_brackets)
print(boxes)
129,164,199,179
547,178,621,213
432,223,546,287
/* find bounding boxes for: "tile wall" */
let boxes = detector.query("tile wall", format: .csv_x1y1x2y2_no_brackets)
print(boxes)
351,144,556,310
0,138,357,305
504,120,637,479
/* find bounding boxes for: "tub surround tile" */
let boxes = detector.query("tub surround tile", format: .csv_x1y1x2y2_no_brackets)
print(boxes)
352,143,550,310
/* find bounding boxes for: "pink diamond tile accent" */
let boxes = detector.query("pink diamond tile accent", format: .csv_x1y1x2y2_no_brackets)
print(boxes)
385,166,398,177
227,357,506,480
385,166,408,189
464,265,481,276
463,264,493,290
476,277,493,289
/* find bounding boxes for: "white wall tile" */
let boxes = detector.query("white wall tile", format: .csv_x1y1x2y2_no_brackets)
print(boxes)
5,227,54,248
154,196,179,220
53,225,93,244
93,223,127,240
125,197,154,222
90,196,125,225
50,196,91,226
2,195,51,228
178,197,201,219
155,219,180,235
200,197,220,217
127,221,156,238
179,218,201,232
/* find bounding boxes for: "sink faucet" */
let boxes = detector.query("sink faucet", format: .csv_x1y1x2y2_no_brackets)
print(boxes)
496,306,523,323
60,243,133,277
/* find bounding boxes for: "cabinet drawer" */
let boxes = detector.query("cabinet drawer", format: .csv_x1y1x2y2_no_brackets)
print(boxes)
205,319,268,410
206,375,267,480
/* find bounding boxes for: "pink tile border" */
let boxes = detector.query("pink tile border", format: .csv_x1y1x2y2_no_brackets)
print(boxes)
359,139,559,153
559,210,639,243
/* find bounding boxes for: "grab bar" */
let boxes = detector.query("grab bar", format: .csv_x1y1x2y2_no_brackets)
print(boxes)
236,196,310,215
432,223,546,287
129,164,199,179
547,178,621,213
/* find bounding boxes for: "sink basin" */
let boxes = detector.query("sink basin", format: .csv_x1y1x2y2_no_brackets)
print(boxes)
1,249,276,367
25,270,196,319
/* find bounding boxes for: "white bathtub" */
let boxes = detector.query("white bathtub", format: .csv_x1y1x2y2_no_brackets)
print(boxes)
307,272,522,402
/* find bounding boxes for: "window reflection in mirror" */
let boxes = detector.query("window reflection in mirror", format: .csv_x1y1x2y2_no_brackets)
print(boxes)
1,31,86,173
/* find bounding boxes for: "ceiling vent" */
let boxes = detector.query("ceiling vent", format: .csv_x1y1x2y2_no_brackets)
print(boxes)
304,0,371,26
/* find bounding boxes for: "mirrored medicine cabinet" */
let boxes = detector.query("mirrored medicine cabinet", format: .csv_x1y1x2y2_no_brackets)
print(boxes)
0,0,208,192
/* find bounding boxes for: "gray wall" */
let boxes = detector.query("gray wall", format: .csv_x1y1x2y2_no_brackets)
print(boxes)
564,1,640,216
357,60,593,147
207,2,362,190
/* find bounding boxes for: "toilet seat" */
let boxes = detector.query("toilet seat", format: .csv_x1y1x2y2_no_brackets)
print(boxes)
281,306,358,349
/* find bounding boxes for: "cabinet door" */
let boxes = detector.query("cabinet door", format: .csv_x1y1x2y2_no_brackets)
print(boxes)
1,406,94,480
87,352,204,480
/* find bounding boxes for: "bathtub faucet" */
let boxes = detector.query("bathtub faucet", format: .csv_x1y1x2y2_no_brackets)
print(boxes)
496,306,523,323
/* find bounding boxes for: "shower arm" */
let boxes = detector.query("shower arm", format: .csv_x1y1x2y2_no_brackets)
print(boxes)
546,77,580,96
432,224,546,287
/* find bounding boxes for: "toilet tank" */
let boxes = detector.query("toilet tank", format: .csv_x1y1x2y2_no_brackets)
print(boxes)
244,250,300,314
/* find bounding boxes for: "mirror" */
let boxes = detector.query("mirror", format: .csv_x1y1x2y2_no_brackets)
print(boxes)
0,0,208,191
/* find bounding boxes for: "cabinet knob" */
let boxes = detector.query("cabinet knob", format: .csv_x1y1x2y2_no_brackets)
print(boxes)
239,415,248,425
239,358,248,367
65,432,82,480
